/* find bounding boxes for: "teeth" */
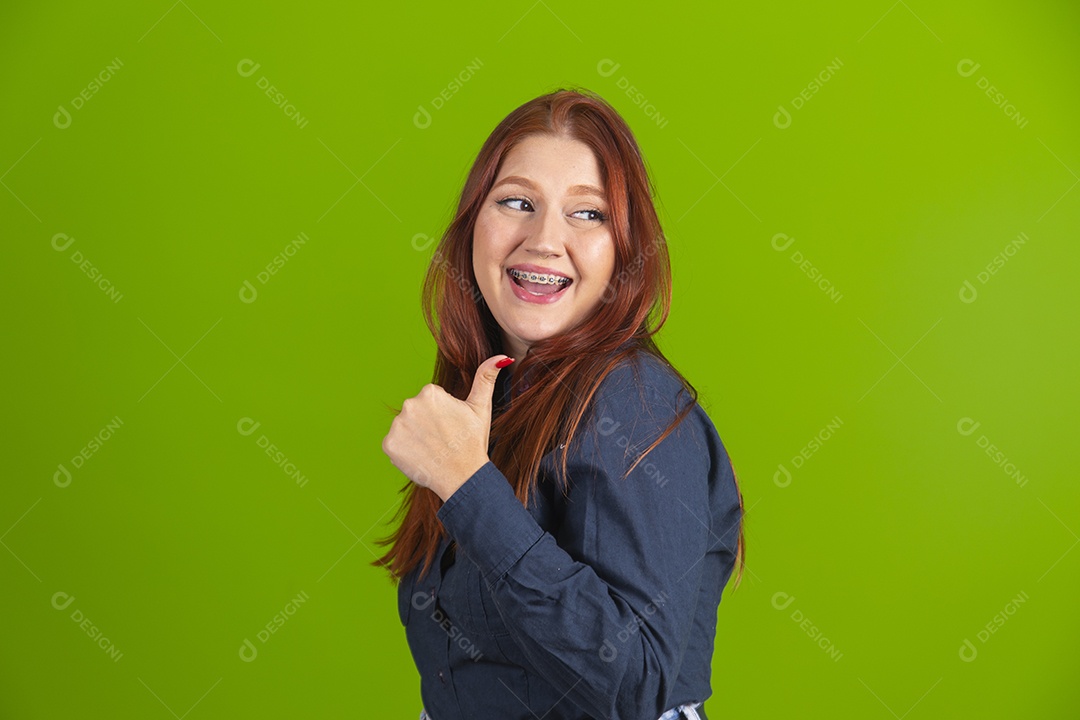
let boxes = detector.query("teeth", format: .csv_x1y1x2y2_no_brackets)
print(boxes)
510,268,571,286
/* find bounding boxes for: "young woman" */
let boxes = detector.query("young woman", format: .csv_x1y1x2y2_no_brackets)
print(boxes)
377,87,746,720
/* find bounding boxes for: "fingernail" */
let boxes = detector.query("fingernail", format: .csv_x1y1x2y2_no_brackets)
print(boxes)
495,357,515,368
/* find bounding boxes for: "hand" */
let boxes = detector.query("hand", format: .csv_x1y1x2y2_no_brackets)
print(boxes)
382,355,514,502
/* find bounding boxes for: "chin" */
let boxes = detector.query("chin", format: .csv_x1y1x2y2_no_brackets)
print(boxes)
510,323,564,346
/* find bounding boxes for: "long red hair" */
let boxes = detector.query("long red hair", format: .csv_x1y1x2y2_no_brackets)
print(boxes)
372,87,745,588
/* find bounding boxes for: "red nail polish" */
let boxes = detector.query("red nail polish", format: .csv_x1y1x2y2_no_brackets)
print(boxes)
495,357,515,368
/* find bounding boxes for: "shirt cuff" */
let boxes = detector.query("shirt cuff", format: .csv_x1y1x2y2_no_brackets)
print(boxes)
436,460,544,585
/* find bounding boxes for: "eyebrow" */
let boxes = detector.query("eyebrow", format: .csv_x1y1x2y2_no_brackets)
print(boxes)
492,175,606,200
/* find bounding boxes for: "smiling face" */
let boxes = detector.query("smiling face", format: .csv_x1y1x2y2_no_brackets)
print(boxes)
472,132,616,362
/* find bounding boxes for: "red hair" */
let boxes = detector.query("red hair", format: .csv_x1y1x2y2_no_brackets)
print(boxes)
372,87,745,587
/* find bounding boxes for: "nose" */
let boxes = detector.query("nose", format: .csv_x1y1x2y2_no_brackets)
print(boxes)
520,204,565,259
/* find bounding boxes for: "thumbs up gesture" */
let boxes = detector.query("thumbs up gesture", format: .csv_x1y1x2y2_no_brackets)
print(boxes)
382,355,515,502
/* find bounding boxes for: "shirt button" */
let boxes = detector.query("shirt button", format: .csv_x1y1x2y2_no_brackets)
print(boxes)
438,669,446,684
429,586,436,599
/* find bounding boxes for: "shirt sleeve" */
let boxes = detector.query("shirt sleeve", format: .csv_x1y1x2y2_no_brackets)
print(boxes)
435,381,718,720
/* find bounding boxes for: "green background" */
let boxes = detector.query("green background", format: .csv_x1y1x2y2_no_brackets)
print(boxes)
3,1,1078,717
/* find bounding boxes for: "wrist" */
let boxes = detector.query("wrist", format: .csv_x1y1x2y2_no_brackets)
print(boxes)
435,456,490,502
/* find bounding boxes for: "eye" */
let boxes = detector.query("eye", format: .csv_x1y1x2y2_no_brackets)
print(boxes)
571,208,607,222
496,197,533,212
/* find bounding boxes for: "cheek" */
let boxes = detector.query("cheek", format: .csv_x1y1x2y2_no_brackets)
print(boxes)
473,212,511,257
472,216,496,272
582,237,616,285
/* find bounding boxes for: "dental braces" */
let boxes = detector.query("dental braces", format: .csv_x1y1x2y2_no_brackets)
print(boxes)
510,269,571,286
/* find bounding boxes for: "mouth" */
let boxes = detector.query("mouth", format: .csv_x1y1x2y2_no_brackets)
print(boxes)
506,268,573,304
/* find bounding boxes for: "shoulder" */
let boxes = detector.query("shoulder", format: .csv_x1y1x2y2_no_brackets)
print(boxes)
573,350,741,530
559,352,733,514
586,351,713,457
594,350,695,417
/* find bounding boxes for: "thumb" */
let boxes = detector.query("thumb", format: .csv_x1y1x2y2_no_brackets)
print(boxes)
465,355,514,418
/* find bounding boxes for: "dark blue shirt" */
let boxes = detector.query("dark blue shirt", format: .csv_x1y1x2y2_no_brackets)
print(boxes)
398,351,743,720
